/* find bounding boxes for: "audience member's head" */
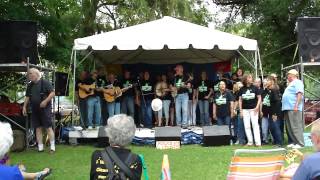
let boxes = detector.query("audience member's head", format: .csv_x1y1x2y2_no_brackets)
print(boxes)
233,82,243,93
28,68,42,82
106,114,136,147
242,74,253,87
236,68,244,77
175,64,184,75
254,78,262,89
201,71,207,80
287,69,299,82
219,81,227,92
0,122,13,159
310,121,320,151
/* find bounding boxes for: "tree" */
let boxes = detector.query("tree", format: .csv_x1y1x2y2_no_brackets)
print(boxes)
214,0,320,74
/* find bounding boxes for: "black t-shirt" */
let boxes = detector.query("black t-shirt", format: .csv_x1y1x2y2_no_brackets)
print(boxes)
26,79,54,108
140,79,154,100
105,80,121,102
239,85,261,109
120,78,135,97
214,90,235,117
97,76,107,97
196,80,212,100
90,147,142,180
262,89,271,115
173,75,189,94
270,88,281,117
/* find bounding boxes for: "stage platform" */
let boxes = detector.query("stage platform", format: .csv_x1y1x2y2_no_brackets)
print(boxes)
67,126,204,145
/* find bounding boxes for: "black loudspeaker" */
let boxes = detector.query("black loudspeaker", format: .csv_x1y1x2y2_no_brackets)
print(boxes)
202,125,231,146
298,17,320,62
155,127,181,141
97,126,109,147
0,21,38,64
55,72,69,96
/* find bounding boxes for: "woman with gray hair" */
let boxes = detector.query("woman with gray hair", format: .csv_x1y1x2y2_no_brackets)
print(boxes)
0,122,51,179
90,114,142,180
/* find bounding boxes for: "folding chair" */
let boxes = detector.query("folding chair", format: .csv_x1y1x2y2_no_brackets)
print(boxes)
227,148,286,180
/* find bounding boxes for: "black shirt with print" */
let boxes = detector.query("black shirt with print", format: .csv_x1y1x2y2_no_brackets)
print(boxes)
239,85,261,109
120,78,135,97
90,147,142,180
174,75,189,94
262,89,271,116
140,79,154,100
214,90,235,117
96,75,107,98
196,80,212,100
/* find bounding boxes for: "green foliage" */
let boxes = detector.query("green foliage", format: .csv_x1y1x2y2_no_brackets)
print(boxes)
218,0,320,75
10,144,314,179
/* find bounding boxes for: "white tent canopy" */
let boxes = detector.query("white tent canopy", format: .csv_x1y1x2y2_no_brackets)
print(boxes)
73,16,259,64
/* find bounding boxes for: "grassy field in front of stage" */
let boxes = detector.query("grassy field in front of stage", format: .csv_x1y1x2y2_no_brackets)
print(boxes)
10,144,313,180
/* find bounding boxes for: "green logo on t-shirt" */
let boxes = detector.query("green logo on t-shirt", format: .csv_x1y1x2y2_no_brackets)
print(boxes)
199,81,208,92
141,83,152,91
176,79,183,87
263,94,270,106
242,89,255,100
216,95,227,105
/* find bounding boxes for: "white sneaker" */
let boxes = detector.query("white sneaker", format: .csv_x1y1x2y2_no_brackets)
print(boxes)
88,126,93,130
287,144,295,148
292,144,303,149
38,144,44,152
50,145,56,152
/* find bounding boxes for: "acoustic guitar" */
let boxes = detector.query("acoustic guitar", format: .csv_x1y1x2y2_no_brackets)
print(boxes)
104,85,133,103
78,83,96,99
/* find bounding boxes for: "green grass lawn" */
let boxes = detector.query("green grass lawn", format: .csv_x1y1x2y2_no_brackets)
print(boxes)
10,144,314,180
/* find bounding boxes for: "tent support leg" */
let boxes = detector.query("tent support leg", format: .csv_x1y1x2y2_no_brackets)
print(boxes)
237,50,255,69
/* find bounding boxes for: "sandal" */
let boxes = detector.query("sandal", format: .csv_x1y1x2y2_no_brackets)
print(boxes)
36,168,52,180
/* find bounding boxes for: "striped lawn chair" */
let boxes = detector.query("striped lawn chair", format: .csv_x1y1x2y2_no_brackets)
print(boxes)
227,148,286,180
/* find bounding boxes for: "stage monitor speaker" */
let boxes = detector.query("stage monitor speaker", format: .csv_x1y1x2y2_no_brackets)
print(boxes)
55,72,69,96
202,125,231,146
0,20,38,64
155,127,181,141
97,126,109,148
298,17,320,62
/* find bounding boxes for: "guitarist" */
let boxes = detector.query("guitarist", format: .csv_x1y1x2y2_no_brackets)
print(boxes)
105,73,121,117
82,70,101,129
172,65,191,129
75,71,89,127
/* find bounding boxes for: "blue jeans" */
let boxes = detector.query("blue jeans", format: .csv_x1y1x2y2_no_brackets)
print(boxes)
269,118,283,145
87,96,101,126
121,96,135,118
158,100,171,125
198,100,210,126
217,116,231,126
107,102,120,117
236,113,246,145
141,100,152,128
175,93,189,127
261,116,269,143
